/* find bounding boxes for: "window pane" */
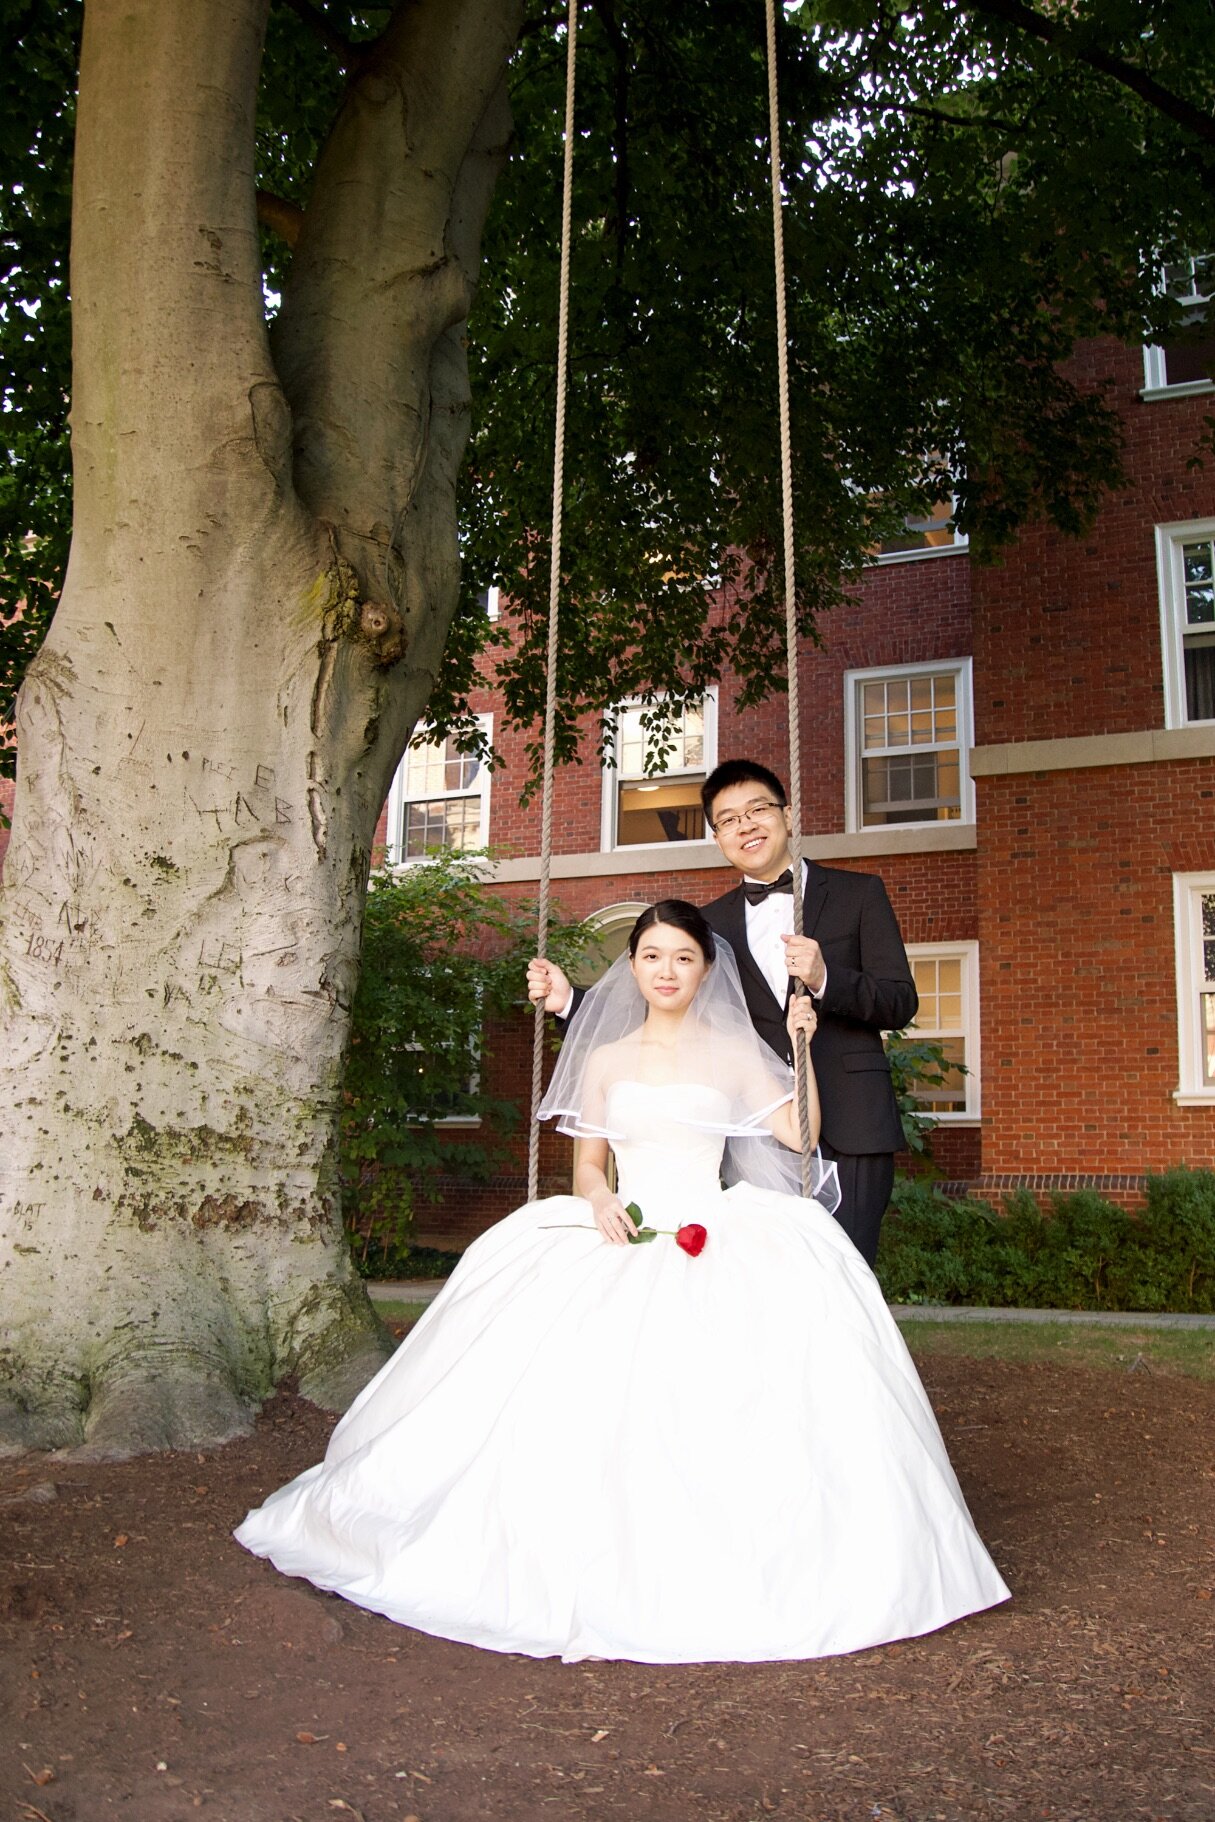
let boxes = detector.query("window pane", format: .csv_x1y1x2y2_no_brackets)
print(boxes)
876,496,962,556
402,740,447,795
402,796,481,857
1204,992,1215,1088
616,779,706,844
908,1037,968,1112
618,701,705,780
403,735,481,797
910,957,964,1034
1184,641,1215,721
444,752,480,791
1183,541,1215,623
861,752,959,825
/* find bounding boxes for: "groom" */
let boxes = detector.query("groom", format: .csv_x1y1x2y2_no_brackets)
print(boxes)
529,758,917,1266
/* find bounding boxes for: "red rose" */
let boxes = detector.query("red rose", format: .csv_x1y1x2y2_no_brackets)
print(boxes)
675,1223,708,1257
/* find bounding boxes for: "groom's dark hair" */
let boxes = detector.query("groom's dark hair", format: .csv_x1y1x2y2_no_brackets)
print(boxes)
701,759,787,826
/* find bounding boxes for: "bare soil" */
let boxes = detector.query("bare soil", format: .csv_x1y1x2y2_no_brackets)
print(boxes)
2,1337,1213,1822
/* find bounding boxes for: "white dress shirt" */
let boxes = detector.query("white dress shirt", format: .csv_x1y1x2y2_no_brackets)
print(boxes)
742,860,825,1007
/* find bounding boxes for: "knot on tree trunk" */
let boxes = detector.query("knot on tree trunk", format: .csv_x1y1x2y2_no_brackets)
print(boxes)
353,600,407,667
317,560,407,669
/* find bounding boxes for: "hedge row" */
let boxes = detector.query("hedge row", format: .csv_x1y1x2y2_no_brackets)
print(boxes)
875,1168,1215,1312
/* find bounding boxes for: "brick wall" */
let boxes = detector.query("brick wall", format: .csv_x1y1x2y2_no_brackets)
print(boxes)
975,757,1215,1184
974,339,1215,747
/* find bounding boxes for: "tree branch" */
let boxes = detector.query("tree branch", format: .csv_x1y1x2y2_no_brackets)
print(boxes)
256,187,304,247
272,0,524,619
963,0,1215,151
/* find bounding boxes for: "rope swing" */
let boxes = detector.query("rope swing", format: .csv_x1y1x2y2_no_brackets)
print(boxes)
526,0,579,1205
762,0,817,1197
526,0,815,1198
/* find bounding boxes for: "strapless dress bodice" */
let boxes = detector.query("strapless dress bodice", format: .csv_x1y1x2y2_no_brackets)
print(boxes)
605,1080,729,1214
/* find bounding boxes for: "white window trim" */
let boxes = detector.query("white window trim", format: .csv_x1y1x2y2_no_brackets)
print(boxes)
903,940,981,1124
1172,872,1215,1104
872,539,970,567
600,688,718,852
1156,519,1215,731
1142,340,1215,397
385,713,494,866
844,657,975,835
1142,254,1215,398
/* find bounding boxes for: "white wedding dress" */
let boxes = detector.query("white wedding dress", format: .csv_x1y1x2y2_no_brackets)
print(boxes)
236,1083,1010,1662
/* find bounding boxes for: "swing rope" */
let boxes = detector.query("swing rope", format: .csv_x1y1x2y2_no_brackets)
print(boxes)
763,0,816,1197
527,0,580,1205
526,0,815,1201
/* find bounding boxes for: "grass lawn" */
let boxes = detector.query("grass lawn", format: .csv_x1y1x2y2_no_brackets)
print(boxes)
898,1316,1215,1380
374,1298,1215,1381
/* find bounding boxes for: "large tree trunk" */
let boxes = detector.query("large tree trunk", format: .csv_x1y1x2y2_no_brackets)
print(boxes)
0,0,519,1455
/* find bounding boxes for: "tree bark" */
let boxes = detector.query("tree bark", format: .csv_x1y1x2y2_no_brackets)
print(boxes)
0,0,520,1455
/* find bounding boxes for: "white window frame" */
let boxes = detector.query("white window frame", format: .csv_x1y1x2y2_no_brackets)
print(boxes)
1142,253,1215,400
902,940,981,1123
600,689,718,852
1156,519,1215,730
384,713,493,866
844,658,975,835
1172,873,1215,1104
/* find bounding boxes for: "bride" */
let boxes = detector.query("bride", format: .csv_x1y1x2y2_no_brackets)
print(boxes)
236,900,1009,1663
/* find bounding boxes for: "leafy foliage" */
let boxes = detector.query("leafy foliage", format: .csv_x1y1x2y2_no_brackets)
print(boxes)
876,1168,1215,1311
885,1031,959,1158
3,0,1215,780
341,852,595,1275
0,0,79,769
443,0,1215,763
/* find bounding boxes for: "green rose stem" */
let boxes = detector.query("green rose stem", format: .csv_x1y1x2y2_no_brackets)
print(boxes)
539,1205,709,1256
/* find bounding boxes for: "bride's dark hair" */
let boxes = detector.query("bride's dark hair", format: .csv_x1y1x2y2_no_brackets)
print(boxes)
627,900,716,963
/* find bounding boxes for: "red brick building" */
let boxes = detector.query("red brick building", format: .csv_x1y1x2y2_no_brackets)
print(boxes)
379,330,1215,1245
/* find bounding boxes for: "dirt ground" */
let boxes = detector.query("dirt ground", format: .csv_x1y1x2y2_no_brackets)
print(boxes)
2,1338,1213,1822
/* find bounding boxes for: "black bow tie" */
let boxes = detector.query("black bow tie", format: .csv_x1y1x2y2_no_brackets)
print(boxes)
743,870,795,904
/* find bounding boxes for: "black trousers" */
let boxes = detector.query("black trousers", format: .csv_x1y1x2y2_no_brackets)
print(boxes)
816,1144,895,1270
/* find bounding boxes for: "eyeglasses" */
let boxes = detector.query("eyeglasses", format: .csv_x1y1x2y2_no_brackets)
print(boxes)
711,799,786,835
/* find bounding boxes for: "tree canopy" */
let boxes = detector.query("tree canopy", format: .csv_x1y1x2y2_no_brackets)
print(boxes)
3,0,1214,780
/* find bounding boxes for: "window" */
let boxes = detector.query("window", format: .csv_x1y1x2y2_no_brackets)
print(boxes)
1143,254,1215,394
1156,520,1215,728
385,715,492,863
602,693,717,848
844,659,974,833
873,497,969,564
1173,874,1215,1102
901,942,980,1121
400,1027,482,1126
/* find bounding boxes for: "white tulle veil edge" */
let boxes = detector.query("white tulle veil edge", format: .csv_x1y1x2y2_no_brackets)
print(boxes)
537,937,841,1213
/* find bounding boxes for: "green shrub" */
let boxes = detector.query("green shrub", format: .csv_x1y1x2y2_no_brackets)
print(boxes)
875,1169,1215,1313
341,852,595,1278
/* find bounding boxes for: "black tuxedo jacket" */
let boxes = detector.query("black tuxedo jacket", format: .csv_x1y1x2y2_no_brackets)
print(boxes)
699,863,916,1158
